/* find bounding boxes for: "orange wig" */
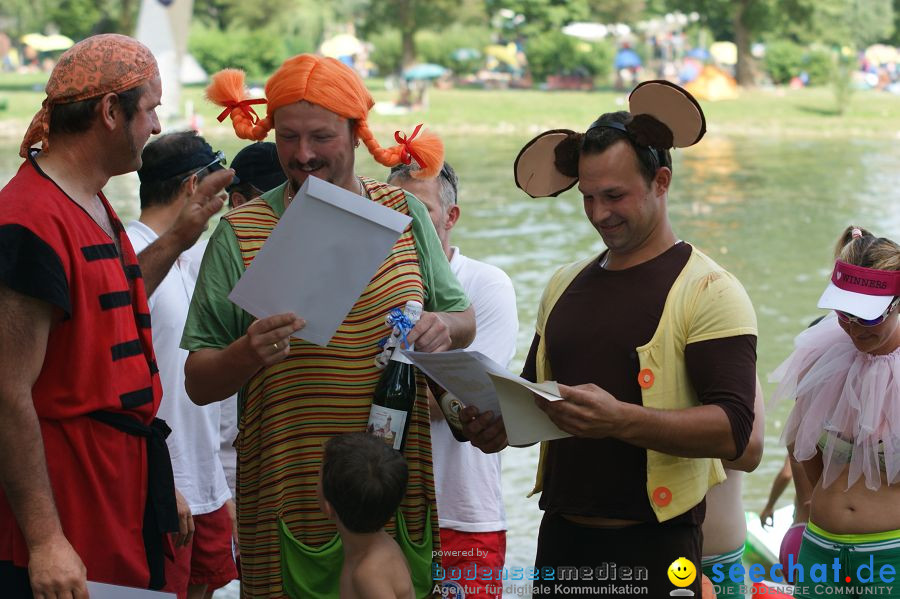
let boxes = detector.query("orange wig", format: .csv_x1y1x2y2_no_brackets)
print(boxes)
206,55,443,179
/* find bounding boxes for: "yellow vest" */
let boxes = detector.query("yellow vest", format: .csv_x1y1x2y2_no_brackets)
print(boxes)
529,246,757,522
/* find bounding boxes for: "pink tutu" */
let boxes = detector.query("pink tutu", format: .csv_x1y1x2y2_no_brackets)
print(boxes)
770,314,900,491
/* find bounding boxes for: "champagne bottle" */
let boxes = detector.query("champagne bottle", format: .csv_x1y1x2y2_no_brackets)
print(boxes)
367,300,422,451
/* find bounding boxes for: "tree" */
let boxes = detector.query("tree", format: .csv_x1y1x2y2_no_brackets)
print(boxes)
485,0,591,37
586,0,647,25
193,0,298,31
0,0,139,41
779,0,894,47
361,0,463,68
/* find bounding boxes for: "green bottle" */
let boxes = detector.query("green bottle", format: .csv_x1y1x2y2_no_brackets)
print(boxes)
367,300,422,451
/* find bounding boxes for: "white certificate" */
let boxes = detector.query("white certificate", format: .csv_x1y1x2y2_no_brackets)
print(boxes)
402,349,571,446
228,176,412,347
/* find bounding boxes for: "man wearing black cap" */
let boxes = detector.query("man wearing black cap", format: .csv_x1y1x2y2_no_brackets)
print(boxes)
127,131,237,599
463,82,759,597
226,142,286,209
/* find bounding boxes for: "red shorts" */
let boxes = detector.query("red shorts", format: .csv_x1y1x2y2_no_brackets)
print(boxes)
163,504,237,598
437,528,506,599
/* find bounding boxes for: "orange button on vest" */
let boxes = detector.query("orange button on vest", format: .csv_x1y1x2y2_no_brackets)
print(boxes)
652,486,672,507
638,368,654,389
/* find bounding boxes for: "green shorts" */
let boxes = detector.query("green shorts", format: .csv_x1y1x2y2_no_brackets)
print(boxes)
702,545,744,599
792,522,900,599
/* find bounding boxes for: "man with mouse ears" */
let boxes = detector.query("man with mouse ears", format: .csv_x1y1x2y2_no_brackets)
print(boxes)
463,81,759,598
0,34,232,598
181,55,474,597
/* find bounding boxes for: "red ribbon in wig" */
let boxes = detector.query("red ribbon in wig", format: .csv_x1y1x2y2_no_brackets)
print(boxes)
217,98,267,123
394,123,427,170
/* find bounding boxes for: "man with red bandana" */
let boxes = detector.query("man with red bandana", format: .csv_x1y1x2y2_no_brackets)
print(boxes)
0,34,231,597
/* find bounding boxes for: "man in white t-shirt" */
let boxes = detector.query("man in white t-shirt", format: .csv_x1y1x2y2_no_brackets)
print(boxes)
128,131,237,599
389,162,518,599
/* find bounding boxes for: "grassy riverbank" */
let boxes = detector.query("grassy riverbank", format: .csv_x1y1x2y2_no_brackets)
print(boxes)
1,72,899,140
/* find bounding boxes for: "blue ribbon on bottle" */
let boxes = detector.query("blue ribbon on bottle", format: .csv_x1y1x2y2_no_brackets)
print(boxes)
384,307,414,350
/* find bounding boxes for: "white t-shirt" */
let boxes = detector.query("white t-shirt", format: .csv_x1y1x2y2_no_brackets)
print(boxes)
431,247,518,532
219,394,238,495
126,223,231,514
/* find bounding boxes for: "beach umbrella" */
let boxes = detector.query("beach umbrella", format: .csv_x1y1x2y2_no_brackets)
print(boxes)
21,33,75,52
562,22,609,42
865,44,899,65
402,63,448,80
320,34,363,59
686,47,710,61
710,41,738,66
614,48,642,70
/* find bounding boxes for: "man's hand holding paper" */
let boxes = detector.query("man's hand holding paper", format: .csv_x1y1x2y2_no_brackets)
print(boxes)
401,349,570,447
535,383,625,438
244,313,306,367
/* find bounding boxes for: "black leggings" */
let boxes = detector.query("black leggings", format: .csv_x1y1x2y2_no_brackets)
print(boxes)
533,513,703,598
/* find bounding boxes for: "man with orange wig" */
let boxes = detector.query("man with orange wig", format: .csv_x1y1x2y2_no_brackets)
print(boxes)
0,34,231,597
182,54,475,597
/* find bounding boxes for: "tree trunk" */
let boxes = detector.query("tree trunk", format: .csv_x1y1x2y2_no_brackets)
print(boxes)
401,28,416,69
119,0,133,33
734,0,756,87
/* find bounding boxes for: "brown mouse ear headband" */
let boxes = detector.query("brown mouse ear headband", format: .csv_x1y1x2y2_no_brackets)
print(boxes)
513,80,705,198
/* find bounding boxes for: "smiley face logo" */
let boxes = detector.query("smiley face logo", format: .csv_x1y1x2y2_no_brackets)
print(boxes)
667,557,697,588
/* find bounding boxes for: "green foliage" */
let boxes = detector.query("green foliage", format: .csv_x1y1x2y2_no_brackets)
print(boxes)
802,47,834,86
188,24,287,79
832,51,854,115
525,31,613,82
48,0,107,39
360,0,460,39
416,25,493,75
486,0,590,36
763,39,804,84
763,40,835,86
369,29,403,75
0,0,137,40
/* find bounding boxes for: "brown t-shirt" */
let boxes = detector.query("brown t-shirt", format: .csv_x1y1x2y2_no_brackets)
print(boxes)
521,242,756,525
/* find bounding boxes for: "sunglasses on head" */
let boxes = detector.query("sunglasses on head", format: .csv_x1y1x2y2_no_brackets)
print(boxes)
181,150,226,184
835,296,900,327
438,163,458,204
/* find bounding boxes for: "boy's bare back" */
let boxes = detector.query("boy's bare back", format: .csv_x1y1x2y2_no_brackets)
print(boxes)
341,531,415,599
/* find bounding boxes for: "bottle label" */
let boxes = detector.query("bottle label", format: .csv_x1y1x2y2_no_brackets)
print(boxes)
366,404,408,451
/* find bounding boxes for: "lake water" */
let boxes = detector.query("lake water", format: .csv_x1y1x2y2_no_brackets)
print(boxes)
2,131,898,598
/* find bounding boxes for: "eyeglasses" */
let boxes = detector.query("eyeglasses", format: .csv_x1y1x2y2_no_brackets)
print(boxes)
835,296,900,327
181,150,226,183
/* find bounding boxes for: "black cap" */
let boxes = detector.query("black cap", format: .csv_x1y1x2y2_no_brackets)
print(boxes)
137,137,227,183
230,142,286,193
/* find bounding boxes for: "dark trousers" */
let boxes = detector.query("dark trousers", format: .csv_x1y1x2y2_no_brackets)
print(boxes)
0,561,33,598
533,512,703,598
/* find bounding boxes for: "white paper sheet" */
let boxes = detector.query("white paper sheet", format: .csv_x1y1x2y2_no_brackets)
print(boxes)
86,581,176,598
402,349,571,446
228,176,412,346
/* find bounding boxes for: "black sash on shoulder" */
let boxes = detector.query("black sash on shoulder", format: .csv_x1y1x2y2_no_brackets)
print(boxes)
88,411,178,590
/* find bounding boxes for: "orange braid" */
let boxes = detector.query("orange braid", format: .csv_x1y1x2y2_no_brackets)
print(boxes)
356,121,444,179
205,69,271,141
